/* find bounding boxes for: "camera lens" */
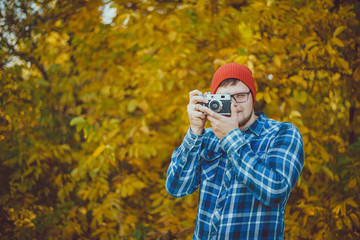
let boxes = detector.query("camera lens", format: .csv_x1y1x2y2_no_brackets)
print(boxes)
209,100,223,112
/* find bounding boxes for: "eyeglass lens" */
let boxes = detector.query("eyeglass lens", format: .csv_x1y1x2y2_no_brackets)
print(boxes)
232,92,250,103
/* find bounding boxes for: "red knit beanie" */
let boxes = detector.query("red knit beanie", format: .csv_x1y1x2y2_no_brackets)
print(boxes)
211,63,256,103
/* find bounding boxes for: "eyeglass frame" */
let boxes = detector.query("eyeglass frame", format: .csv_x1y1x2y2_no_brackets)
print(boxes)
230,91,252,103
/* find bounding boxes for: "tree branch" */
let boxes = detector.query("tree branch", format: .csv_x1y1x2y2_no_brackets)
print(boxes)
0,33,48,81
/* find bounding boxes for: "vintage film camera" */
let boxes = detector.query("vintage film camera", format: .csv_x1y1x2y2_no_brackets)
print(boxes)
199,93,231,115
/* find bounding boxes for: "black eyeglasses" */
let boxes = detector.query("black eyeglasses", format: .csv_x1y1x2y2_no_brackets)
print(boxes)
230,91,251,103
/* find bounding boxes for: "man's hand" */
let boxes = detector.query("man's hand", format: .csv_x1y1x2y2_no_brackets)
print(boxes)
187,90,208,135
197,102,239,140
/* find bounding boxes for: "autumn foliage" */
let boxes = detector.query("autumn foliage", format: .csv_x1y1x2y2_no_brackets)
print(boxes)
0,0,359,239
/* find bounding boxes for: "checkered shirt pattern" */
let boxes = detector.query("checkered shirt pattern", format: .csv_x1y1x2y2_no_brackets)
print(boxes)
166,112,304,240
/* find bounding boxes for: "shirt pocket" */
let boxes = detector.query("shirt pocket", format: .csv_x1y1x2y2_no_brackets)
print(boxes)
200,149,222,181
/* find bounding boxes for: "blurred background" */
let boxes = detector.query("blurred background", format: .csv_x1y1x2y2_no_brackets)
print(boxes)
0,0,359,239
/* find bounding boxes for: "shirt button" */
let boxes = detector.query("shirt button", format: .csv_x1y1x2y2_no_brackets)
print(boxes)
211,232,215,236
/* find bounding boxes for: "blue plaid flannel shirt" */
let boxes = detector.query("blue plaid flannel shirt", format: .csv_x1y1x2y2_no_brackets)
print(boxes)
166,112,304,239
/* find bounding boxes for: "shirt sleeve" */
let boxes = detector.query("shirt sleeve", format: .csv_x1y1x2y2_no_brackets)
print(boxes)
220,123,304,207
165,128,204,198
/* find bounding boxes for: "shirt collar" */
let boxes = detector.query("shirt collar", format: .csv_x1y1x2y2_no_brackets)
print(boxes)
243,112,266,136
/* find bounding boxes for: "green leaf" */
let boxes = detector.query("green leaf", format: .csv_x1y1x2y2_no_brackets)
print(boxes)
70,117,87,126
5,103,16,116
36,79,50,86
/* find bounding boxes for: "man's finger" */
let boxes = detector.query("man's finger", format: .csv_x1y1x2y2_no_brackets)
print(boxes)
190,105,207,119
199,105,221,119
207,114,216,122
191,95,208,104
189,110,206,119
189,90,202,98
196,104,210,114
193,104,203,112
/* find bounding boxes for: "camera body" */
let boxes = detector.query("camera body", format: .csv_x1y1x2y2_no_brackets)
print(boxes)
199,93,231,115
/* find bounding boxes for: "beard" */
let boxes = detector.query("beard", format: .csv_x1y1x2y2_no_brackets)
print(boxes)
238,109,254,128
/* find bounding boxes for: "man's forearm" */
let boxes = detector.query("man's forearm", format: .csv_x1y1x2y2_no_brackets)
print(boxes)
165,128,204,198
220,125,304,206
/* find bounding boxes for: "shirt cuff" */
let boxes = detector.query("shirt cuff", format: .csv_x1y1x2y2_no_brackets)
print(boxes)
219,128,247,157
183,127,204,150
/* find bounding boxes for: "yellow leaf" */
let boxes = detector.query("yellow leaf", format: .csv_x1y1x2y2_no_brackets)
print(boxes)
167,31,177,42
319,147,330,162
332,37,344,47
325,44,335,55
336,57,350,71
289,75,307,88
27,154,39,166
341,202,347,216
92,144,106,158
46,32,61,45
353,66,360,82
330,135,344,144
332,73,341,81
125,214,138,225
314,229,326,240
256,92,263,101
151,195,164,208
264,91,271,103
131,180,146,190
333,25,346,37
280,102,286,114
305,41,318,51
294,90,308,104
305,208,315,216
92,227,106,237
345,198,359,208
344,216,352,229
333,205,341,215
274,55,281,68
330,55,336,66
140,119,150,135
128,100,137,113
121,185,128,198
213,59,227,66
289,110,302,118
233,55,248,65
348,179,356,189
336,218,343,230
251,1,265,10
127,185,135,196
321,166,334,180
350,213,360,227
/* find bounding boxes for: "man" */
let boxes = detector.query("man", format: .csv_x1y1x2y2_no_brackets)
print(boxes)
165,63,304,240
